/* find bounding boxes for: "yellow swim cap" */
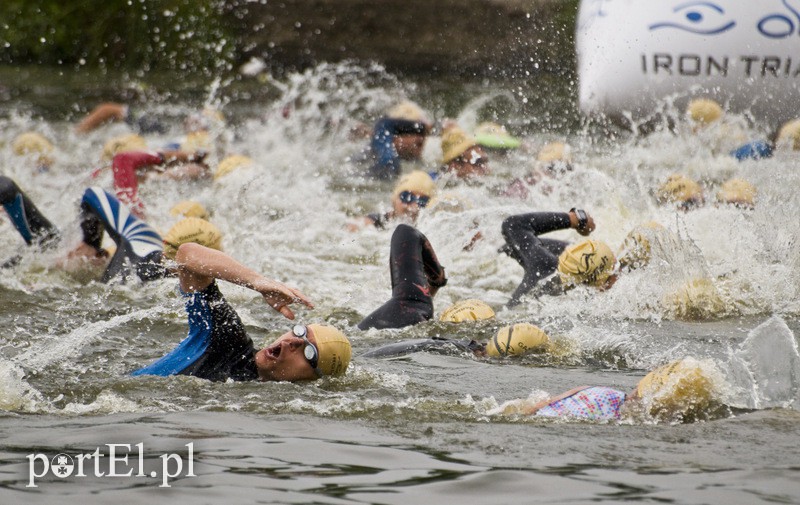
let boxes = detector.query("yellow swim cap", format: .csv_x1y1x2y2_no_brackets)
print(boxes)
170,200,210,220
439,299,495,322
557,240,616,287
215,155,254,180
776,119,800,150
162,217,223,260
486,323,549,357
635,358,716,421
664,277,725,321
537,141,571,163
181,131,211,153
474,122,521,149
102,134,147,160
656,174,704,207
441,126,478,164
393,170,436,200
308,324,351,377
387,100,429,124
12,132,54,167
617,221,665,270
716,178,756,208
687,98,723,126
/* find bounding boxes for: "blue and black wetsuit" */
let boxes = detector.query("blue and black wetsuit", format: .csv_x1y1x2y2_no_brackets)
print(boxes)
0,176,166,282
500,212,571,306
132,281,259,381
358,224,447,330
362,337,483,358
368,117,428,180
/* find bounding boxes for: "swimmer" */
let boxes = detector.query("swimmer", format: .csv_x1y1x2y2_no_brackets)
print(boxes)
500,209,616,306
348,170,436,231
654,174,704,211
11,132,56,172
358,224,448,330
0,176,219,283
498,358,722,423
473,122,521,153
440,125,490,179
131,242,351,382
363,322,549,359
362,100,432,180
730,118,800,161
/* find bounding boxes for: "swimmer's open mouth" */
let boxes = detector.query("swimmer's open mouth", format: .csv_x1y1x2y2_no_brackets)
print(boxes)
266,343,281,358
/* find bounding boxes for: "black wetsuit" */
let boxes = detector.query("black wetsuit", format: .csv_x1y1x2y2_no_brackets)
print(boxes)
131,281,259,381
358,224,447,330
500,212,571,306
0,176,167,282
362,337,484,358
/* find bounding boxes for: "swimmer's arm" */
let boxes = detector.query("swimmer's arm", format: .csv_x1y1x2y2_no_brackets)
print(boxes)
175,242,314,320
76,103,127,133
521,385,591,415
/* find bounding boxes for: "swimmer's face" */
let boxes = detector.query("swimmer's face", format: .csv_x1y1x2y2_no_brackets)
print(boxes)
447,146,489,179
392,191,430,220
393,133,426,160
255,328,319,381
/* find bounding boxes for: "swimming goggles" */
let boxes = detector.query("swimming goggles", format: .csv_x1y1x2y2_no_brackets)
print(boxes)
398,191,430,207
292,325,322,376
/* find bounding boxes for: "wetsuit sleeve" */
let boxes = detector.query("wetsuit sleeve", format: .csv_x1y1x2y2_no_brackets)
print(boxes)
368,118,427,180
0,175,60,248
362,337,476,358
111,150,165,218
80,187,166,283
500,212,571,306
358,224,446,330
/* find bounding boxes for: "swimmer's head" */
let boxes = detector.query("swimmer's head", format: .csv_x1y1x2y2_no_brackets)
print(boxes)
474,122,521,150
441,126,489,179
716,178,756,209
255,324,351,381
214,155,254,180
486,323,549,357
387,100,429,125
776,119,800,151
655,174,704,210
617,221,665,270
162,217,223,260
536,141,573,175
557,240,616,288
387,101,430,160
12,132,55,169
663,277,725,321
439,299,495,323
170,200,210,221
634,358,719,422
102,134,147,160
392,170,436,218
687,98,723,127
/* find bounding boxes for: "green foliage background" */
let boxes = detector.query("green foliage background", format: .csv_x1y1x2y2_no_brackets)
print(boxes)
0,0,237,76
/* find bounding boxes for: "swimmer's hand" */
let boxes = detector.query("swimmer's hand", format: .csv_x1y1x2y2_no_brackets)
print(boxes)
255,278,314,320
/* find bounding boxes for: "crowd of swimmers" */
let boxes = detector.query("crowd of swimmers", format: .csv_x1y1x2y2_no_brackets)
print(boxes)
2,95,785,423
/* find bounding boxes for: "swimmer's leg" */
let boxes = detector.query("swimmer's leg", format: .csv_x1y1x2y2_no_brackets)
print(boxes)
0,175,60,248
359,224,443,330
80,187,165,283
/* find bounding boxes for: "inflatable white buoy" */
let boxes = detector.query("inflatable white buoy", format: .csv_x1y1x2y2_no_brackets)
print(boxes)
576,0,800,125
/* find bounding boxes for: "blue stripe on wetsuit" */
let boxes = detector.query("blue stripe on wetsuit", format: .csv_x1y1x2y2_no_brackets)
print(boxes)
3,194,34,244
131,289,214,376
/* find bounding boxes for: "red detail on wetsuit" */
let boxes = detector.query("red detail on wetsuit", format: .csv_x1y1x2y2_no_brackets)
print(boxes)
112,151,163,218
413,283,431,297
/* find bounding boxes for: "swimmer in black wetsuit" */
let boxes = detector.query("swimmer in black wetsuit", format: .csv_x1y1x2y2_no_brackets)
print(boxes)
0,176,215,282
132,242,351,382
500,209,617,306
358,224,448,330
361,101,431,180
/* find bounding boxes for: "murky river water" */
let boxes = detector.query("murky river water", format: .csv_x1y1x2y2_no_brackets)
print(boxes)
1,64,799,503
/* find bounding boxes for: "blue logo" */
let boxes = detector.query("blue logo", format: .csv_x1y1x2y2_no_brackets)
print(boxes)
649,2,736,34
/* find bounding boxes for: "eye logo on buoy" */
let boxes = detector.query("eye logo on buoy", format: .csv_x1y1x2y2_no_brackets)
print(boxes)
758,0,800,38
649,2,736,35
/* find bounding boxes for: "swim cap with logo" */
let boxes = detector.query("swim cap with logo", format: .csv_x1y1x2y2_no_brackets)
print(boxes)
635,358,717,421
102,134,147,160
308,324,351,377
557,240,616,287
486,323,550,357
162,217,223,259
439,299,495,322
441,126,478,164
170,200,210,220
